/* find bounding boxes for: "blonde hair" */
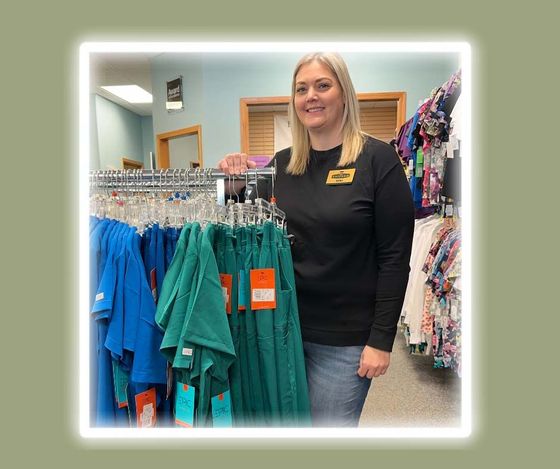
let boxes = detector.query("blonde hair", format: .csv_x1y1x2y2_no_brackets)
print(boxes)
287,52,366,175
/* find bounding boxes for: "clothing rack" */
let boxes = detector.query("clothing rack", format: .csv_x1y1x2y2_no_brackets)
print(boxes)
394,70,461,219
89,167,285,229
89,167,276,205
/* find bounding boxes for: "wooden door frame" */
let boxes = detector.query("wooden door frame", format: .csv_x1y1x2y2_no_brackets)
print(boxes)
121,157,144,170
358,92,407,133
240,97,290,154
156,124,203,169
240,92,406,153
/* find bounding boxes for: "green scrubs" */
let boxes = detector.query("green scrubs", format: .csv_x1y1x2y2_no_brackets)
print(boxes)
234,226,253,426
213,224,245,425
243,225,266,424
155,223,192,332
275,225,311,425
185,224,236,426
255,222,281,424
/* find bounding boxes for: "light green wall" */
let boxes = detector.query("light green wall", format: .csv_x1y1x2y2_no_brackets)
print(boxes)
89,94,101,170
141,115,154,168
150,52,460,169
342,52,460,109
91,94,145,170
151,55,204,142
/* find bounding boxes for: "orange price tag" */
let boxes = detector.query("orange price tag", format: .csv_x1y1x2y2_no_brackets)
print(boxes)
250,268,276,310
135,387,157,428
219,273,233,314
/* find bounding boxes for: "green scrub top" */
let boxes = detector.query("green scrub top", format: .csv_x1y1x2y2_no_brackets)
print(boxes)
154,223,192,332
154,220,309,427
157,223,201,368
185,224,236,426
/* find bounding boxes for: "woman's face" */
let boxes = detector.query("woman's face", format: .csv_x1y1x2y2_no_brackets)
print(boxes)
294,61,345,136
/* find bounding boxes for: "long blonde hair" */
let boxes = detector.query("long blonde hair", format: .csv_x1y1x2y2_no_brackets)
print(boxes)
287,52,366,175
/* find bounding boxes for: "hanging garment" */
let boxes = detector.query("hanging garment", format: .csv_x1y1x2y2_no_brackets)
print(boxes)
274,225,311,425
233,225,254,426
90,212,310,427
89,218,114,418
164,223,203,426
155,223,235,428
167,222,309,427
188,224,237,426
401,217,462,375
91,222,130,427
396,70,462,212
91,219,185,427
156,223,193,335
241,225,267,424
401,215,444,345
214,224,245,425
127,224,170,427
253,223,281,424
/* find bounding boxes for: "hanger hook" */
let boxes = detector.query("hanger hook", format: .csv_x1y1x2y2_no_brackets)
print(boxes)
254,167,259,200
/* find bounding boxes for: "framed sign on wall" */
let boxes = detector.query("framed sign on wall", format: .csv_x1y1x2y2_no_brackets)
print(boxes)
166,76,184,113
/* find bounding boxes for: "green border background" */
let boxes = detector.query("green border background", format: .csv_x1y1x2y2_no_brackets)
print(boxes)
2,0,555,466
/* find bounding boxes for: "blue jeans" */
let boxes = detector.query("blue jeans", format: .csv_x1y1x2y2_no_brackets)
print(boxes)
303,341,372,427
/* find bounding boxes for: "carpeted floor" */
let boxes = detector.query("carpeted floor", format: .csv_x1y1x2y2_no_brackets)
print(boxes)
359,331,461,427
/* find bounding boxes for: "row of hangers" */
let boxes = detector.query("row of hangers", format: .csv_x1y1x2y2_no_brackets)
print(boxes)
89,168,286,231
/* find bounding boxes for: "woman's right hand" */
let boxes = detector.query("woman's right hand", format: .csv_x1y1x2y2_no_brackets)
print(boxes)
218,153,257,175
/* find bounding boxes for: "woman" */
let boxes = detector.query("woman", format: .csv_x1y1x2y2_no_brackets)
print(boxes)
218,52,414,427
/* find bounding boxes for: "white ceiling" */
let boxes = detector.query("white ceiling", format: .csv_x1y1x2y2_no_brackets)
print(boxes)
90,53,159,117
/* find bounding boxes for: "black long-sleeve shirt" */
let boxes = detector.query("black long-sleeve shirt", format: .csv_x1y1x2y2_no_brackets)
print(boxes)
248,136,414,352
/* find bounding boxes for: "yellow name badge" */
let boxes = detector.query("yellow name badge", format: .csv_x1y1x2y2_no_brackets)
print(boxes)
326,169,356,185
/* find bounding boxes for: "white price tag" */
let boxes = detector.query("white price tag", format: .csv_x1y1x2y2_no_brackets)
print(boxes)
141,403,154,427
450,300,459,321
252,288,275,302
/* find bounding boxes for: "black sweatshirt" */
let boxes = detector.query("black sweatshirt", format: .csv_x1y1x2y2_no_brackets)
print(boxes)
248,136,414,352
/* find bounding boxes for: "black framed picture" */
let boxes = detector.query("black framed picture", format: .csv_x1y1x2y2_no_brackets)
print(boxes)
166,76,184,112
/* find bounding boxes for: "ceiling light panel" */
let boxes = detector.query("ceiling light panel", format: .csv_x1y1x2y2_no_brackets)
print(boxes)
101,85,153,103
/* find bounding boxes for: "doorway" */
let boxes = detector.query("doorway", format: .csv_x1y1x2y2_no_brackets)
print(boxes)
156,125,203,169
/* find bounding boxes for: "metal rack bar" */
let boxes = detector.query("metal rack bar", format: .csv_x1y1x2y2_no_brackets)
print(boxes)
89,167,275,181
89,168,275,206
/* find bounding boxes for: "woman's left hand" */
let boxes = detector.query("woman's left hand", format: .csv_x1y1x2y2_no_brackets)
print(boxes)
357,345,391,379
